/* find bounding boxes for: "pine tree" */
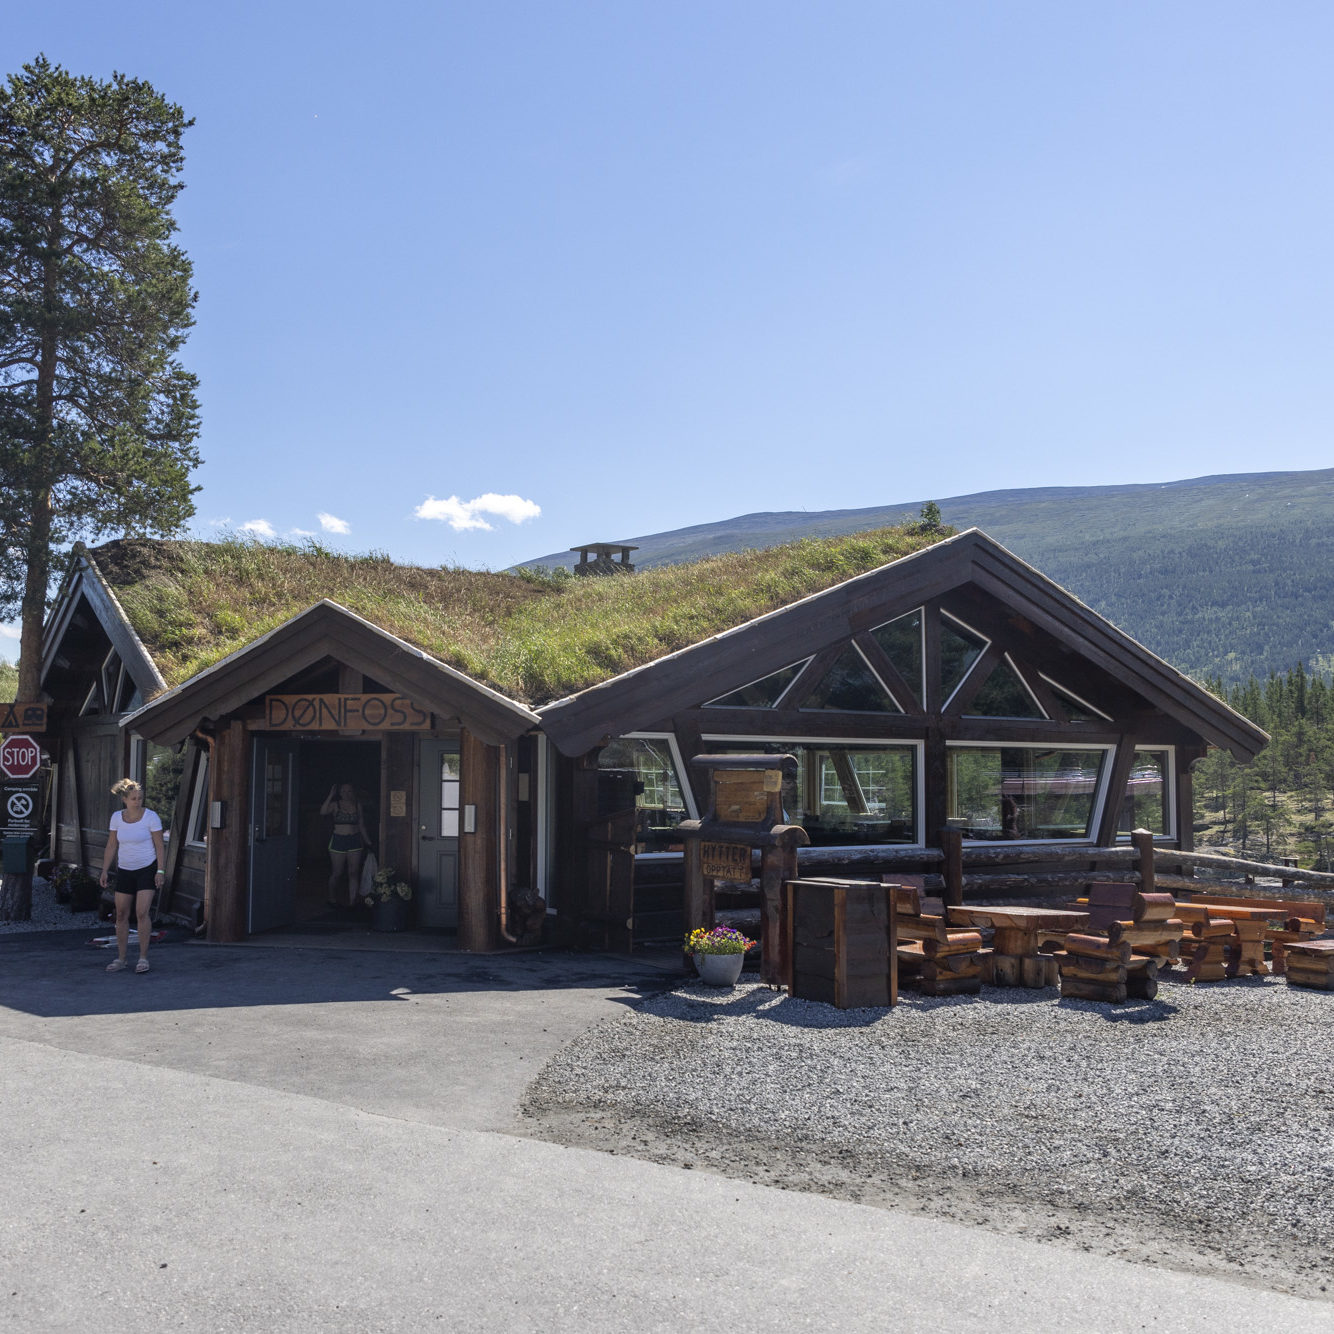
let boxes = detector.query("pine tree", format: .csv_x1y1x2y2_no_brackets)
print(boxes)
0,56,199,920
0,55,200,703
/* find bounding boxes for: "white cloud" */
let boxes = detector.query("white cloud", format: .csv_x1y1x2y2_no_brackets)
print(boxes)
0,622,19,642
241,519,276,538
288,528,316,539
414,493,541,532
318,512,350,534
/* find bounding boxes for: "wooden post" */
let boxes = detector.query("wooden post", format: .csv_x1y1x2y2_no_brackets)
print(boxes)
1132,829,1155,898
458,728,498,952
939,827,964,907
206,720,248,942
759,838,799,987
833,884,849,1010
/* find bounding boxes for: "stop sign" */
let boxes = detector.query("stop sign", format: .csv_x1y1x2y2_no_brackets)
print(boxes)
0,734,42,780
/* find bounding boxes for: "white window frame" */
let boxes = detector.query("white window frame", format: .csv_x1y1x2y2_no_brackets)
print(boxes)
702,656,813,709
946,739,1116,846
1116,745,1177,842
869,605,926,704
185,754,211,848
797,641,906,715
600,732,699,862
962,652,1048,720
940,610,992,711
1038,672,1115,723
703,732,925,847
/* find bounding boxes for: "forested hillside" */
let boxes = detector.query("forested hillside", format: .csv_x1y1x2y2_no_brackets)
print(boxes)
520,468,1334,684
1197,664,1334,869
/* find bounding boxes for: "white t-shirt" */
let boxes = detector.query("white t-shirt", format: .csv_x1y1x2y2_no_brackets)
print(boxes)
111,809,163,871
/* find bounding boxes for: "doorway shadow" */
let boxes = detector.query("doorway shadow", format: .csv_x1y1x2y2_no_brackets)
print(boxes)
0,930,672,1021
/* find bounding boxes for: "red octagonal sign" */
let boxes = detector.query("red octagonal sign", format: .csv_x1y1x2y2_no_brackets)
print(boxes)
0,734,42,780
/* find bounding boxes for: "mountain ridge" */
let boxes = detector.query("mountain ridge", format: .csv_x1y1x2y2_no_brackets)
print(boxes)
518,467,1334,683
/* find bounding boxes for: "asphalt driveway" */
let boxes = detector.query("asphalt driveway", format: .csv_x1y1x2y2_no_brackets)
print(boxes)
0,930,674,1131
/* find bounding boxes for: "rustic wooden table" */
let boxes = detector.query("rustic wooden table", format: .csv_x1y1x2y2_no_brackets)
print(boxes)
947,905,1090,986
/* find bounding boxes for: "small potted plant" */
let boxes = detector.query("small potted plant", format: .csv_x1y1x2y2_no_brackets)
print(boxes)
51,864,102,913
685,925,757,988
364,866,413,933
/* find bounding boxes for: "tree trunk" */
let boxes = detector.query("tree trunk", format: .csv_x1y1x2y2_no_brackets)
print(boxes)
16,490,52,703
0,872,33,922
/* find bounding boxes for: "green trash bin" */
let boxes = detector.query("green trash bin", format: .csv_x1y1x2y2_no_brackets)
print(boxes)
2,836,34,875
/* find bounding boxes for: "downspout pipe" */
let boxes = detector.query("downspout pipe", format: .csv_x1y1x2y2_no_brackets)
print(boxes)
497,741,519,943
192,728,215,935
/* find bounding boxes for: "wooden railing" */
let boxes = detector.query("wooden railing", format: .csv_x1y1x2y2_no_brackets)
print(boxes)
796,830,1334,906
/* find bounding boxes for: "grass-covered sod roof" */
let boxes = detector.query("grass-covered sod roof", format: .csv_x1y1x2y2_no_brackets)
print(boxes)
90,524,951,705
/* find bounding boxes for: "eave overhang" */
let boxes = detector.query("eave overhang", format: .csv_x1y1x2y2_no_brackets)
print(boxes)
121,599,539,747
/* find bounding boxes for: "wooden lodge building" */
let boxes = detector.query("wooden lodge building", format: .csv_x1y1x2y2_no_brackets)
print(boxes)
36,527,1267,951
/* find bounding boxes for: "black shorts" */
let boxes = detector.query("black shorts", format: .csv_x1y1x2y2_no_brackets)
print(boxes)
115,864,157,897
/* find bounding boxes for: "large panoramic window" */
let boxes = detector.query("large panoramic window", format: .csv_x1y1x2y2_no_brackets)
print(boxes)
1118,749,1172,837
596,735,692,853
703,738,919,845
947,745,1109,841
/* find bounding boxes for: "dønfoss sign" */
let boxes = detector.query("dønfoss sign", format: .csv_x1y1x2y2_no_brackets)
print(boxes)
264,694,430,732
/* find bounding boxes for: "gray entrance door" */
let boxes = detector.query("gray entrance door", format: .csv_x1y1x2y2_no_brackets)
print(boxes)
417,738,460,929
250,737,299,933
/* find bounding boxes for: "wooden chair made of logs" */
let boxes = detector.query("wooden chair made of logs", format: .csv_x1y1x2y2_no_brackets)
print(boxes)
1056,885,1177,1002
886,882,985,997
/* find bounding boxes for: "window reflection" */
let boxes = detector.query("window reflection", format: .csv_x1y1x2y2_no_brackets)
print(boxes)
947,746,1106,840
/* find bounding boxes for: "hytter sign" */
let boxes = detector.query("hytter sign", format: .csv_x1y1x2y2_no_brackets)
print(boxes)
0,734,42,780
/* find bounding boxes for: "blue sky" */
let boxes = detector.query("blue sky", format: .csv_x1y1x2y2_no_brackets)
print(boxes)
6,2,1334,604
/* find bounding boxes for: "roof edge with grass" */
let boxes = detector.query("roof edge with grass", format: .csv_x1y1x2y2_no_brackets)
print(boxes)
90,523,954,705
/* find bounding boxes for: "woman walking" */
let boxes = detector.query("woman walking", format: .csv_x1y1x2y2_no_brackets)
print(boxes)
99,778,166,974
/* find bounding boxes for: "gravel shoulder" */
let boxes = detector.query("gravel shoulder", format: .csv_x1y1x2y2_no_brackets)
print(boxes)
522,975,1334,1301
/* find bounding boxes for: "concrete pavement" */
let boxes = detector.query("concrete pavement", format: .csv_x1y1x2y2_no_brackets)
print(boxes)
1,931,1329,1331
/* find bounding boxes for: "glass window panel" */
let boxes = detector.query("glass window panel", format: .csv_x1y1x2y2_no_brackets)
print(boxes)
440,753,460,782
188,757,210,844
1046,677,1110,723
947,747,1106,841
264,754,289,837
1119,751,1170,836
441,810,460,838
144,742,185,819
800,647,901,714
871,610,922,700
705,660,807,709
941,619,987,703
596,737,690,853
441,780,460,810
704,740,917,846
966,660,1044,718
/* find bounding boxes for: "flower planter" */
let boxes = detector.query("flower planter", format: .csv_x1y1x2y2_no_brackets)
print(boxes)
371,895,413,933
693,951,745,987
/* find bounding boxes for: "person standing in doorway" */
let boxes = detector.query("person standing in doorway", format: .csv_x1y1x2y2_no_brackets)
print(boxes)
321,782,369,908
99,778,166,974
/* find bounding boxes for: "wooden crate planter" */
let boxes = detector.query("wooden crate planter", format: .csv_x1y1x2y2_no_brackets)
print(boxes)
785,878,897,1010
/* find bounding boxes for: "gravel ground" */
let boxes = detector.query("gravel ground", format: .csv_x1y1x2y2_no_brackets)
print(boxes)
523,973,1334,1300
0,876,102,934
